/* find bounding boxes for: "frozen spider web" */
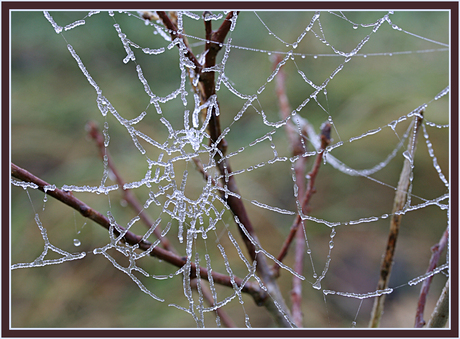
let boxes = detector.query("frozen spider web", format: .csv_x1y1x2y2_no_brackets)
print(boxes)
10,10,450,328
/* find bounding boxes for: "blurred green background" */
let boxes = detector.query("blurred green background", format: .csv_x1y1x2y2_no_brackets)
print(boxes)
11,10,449,328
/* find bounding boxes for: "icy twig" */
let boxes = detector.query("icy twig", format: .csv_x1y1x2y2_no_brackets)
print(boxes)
190,279,237,328
86,121,176,254
369,110,424,328
200,11,295,327
157,11,203,74
414,226,449,327
156,11,295,327
274,122,331,277
10,163,267,303
273,53,308,327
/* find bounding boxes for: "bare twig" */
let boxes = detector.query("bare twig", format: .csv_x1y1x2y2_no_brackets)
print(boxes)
414,226,449,327
156,12,295,327
369,110,424,328
427,279,449,328
273,54,308,327
156,11,203,74
274,123,331,277
10,162,267,305
86,121,176,254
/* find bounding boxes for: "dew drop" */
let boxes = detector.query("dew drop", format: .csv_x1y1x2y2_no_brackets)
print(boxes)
363,54,367,58
402,150,413,163
312,280,321,290
313,55,318,59
353,24,358,29
301,54,305,59
73,239,81,247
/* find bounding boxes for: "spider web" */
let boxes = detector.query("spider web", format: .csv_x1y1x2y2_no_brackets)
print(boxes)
10,10,450,328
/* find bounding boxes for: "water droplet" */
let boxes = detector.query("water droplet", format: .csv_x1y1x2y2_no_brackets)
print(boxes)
313,55,318,59
312,280,321,290
301,54,305,59
351,321,357,327
312,273,317,278
353,24,358,29
363,54,367,58
219,43,223,47
402,150,412,163
267,52,272,56
306,249,312,254
381,213,389,219
329,240,334,249
73,239,81,247
292,42,298,49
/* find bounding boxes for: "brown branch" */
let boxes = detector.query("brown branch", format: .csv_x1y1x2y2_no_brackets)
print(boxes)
156,12,295,327
414,226,449,327
86,121,176,254
274,123,331,277
369,110,424,328
156,11,202,74
10,162,267,305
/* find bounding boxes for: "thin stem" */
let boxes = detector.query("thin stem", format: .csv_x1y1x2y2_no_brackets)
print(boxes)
427,280,449,328
274,122,331,277
273,53,308,327
369,110,424,328
156,11,202,74
414,226,449,327
86,121,176,254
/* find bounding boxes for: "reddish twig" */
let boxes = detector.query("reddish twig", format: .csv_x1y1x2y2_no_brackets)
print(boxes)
414,226,449,327
273,53,308,327
273,123,331,277
86,121,176,254
156,11,203,74
10,162,267,305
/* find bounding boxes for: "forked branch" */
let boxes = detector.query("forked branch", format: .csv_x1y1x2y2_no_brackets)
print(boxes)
157,11,295,327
